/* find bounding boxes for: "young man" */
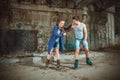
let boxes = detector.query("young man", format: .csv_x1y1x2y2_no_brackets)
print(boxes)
65,16,93,69
46,19,66,69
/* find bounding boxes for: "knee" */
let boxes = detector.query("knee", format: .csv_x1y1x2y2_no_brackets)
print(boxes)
75,49,79,54
85,49,89,53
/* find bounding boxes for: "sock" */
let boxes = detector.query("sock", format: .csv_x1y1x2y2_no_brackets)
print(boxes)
86,57,89,60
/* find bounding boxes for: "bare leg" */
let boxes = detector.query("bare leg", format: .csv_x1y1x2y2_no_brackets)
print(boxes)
74,48,80,60
85,49,93,65
47,49,53,60
74,48,79,69
85,49,89,58
46,49,53,69
55,48,60,60
55,48,60,68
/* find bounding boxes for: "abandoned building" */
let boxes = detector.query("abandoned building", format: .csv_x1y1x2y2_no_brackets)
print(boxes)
0,0,120,80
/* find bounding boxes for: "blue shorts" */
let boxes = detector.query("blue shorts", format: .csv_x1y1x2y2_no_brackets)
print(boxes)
75,38,89,50
53,39,60,49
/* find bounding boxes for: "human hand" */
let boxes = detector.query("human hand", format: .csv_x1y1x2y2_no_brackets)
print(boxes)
63,32,66,35
83,39,87,45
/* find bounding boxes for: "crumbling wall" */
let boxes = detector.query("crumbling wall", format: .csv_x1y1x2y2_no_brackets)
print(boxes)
87,12,115,50
0,0,118,54
115,6,120,47
9,1,84,52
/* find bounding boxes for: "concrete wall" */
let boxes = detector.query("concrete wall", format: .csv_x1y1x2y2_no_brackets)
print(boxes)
10,2,83,51
115,6,120,47
11,3,116,50
0,0,118,53
85,11,115,50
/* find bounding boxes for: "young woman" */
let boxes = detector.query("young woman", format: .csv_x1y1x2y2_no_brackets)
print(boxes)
46,19,66,69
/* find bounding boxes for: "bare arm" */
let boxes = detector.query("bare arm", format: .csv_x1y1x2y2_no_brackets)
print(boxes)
83,23,88,41
64,24,73,32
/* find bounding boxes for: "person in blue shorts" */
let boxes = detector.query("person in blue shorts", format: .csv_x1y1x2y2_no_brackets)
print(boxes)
65,16,93,69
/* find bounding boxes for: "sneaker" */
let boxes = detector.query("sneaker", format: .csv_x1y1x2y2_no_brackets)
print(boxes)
74,60,78,69
86,58,93,65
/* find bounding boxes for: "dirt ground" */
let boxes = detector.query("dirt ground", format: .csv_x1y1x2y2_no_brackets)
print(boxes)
0,49,120,80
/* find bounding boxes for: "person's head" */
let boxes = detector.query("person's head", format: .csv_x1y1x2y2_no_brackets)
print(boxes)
72,16,80,25
57,18,65,30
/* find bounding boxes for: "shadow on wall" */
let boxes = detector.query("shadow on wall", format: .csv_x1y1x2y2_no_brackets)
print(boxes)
0,29,37,55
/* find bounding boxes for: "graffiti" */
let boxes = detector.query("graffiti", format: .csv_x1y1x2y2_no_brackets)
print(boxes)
50,12,60,27
36,26,51,52
73,0,82,8
65,30,75,50
97,25,106,47
15,22,23,29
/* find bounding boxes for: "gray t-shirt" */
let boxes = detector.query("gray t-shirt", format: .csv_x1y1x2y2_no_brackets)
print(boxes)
73,23,84,39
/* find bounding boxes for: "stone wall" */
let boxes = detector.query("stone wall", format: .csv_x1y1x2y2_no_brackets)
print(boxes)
0,0,119,54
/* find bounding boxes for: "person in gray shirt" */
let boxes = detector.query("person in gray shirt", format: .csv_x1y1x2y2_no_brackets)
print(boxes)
65,16,93,69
